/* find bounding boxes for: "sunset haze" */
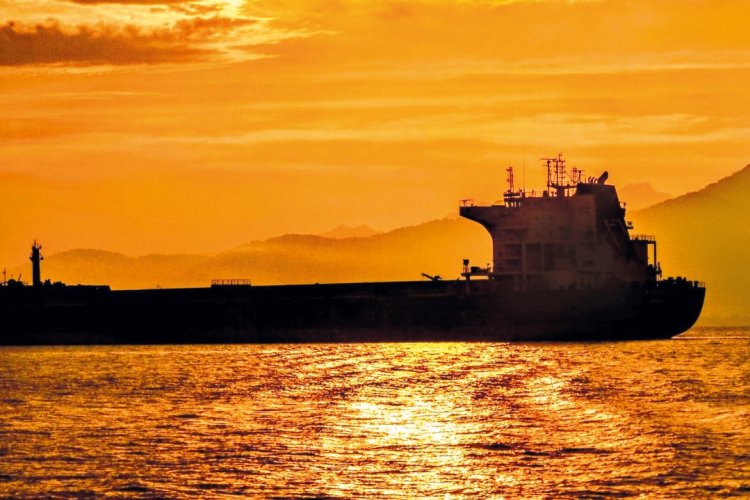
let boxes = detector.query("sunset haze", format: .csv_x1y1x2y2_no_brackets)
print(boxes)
2,0,749,269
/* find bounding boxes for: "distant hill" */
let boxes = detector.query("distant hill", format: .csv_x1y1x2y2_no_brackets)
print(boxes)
619,182,672,210
24,249,210,290
208,218,488,285
319,224,380,239
631,164,750,325
13,218,490,290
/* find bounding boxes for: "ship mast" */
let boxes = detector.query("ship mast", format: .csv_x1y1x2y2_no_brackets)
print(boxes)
542,153,580,197
503,166,523,207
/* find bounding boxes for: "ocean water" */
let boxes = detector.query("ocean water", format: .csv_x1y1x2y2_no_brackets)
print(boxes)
1,327,749,498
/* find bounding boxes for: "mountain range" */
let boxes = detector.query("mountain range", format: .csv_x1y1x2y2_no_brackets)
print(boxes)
630,164,750,325
618,183,672,211
19,219,489,291
8,165,750,325
318,225,381,239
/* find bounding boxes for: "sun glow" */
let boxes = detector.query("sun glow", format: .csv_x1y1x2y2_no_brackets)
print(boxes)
221,0,247,16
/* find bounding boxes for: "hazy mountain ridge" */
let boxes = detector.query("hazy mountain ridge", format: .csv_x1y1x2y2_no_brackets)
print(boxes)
319,224,380,239
618,183,672,210
631,164,750,325
209,218,490,285
637,164,750,212
33,249,210,289
15,218,489,290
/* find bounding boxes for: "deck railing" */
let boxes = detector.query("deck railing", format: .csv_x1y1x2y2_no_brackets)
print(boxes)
211,279,252,287
631,234,656,242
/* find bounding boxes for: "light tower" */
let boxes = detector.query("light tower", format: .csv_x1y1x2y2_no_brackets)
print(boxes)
30,240,43,288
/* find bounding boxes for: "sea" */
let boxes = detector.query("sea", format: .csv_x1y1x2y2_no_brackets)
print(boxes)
1,327,748,498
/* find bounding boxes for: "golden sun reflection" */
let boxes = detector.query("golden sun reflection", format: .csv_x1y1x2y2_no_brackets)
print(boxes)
351,399,461,448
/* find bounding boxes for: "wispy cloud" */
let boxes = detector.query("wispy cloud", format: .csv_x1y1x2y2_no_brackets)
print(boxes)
135,113,750,148
243,93,562,111
318,56,750,82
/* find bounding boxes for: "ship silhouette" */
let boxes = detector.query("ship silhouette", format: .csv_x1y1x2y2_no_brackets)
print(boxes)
0,155,705,344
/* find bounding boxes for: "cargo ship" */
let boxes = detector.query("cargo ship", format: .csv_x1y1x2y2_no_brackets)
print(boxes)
0,155,705,344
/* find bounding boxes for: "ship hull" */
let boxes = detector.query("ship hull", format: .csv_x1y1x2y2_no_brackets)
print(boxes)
0,279,705,345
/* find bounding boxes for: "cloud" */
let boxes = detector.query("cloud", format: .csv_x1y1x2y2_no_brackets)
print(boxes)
0,17,256,66
172,15,256,41
166,3,224,15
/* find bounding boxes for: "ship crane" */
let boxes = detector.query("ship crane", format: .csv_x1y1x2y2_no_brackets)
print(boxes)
421,273,442,282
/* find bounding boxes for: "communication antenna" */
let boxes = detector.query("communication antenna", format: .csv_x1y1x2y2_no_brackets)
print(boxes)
541,153,575,197
555,152,565,187
522,147,526,193
570,167,584,184
506,166,515,193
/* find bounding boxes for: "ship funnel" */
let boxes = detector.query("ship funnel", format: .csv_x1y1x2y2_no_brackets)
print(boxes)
597,171,609,184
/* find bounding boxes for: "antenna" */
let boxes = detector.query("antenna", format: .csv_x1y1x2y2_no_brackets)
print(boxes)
522,147,526,193
506,166,515,193
555,152,565,188
541,153,576,197
570,167,583,184
503,165,523,206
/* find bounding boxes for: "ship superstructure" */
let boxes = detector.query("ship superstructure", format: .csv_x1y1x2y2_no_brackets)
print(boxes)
460,155,659,291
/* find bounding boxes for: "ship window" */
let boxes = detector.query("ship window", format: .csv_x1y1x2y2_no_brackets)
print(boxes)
568,244,577,265
544,244,554,271
506,244,522,258
526,244,542,272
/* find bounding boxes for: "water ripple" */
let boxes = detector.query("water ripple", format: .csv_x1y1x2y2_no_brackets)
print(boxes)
0,328,748,497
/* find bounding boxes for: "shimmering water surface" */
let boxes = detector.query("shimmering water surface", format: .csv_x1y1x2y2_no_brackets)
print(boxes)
1,327,749,498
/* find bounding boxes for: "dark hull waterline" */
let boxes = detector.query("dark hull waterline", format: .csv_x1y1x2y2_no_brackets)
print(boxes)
0,279,705,345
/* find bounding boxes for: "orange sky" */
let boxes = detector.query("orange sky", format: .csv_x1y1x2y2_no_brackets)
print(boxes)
2,0,749,266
